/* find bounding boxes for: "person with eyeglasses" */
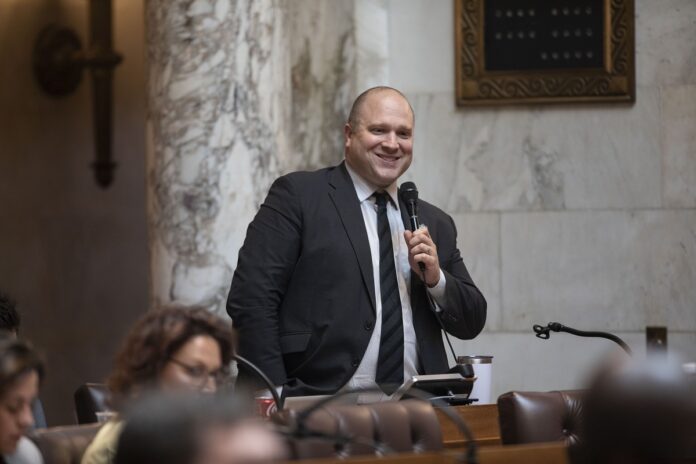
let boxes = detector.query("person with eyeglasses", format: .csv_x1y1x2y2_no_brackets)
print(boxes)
81,307,234,464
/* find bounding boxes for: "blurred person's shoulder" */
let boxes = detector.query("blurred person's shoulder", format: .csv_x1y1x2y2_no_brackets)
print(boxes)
5,436,44,464
80,420,124,464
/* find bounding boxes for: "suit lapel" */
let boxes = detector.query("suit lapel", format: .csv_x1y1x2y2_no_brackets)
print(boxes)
328,163,376,313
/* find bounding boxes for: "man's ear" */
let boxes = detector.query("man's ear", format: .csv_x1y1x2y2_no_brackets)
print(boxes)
343,123,353,149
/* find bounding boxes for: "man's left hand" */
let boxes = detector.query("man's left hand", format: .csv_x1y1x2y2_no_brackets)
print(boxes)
404,226,440,287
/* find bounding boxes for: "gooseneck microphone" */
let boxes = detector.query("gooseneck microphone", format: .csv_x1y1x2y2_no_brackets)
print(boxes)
533,322,632,355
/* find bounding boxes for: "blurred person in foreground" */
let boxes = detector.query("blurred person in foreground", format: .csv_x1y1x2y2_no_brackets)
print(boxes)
572,355,696,464
0,334,44,464
81,307,234,464
114,393,287,464
0,292,46,429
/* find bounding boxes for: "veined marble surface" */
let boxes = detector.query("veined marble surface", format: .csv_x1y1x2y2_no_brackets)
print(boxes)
635,0,696,87
288,0,356,171
354,0,389,90
662,85,696,208
146,0,355,314
407,89,662,213
501,210,696,332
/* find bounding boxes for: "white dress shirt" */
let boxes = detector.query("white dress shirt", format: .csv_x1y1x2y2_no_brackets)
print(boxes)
343,164,447,400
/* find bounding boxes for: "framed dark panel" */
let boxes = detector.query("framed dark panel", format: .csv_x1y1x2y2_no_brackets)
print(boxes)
455,0,635,105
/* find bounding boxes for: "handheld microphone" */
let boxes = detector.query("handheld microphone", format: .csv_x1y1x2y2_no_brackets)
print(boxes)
400,181,421,232
400,182,425,274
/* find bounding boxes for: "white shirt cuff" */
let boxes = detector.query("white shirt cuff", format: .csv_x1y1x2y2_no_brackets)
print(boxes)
427,269,447,308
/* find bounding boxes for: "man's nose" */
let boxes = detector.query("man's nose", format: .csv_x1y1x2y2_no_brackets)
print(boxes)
381,132,398,151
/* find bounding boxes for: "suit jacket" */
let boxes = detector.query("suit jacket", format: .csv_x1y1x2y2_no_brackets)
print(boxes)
227,163,486,397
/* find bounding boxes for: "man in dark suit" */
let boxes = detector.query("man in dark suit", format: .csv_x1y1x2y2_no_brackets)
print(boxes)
227,87,486,398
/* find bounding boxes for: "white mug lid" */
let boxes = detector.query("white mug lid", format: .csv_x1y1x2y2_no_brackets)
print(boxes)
457,355,493,364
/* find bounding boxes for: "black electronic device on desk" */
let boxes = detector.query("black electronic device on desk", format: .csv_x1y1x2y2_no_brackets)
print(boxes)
393,373,477,406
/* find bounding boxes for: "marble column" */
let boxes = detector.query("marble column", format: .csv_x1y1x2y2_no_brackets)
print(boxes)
145,0,356,316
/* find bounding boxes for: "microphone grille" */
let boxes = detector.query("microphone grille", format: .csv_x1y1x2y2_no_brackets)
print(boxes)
400,181,418,202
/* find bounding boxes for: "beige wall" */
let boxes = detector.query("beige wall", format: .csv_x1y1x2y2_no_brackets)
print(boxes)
0,0,148,425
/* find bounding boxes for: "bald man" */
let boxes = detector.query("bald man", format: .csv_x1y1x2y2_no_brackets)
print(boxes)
227,87,486,399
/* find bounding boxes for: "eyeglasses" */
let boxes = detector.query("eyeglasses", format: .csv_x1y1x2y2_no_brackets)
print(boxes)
168,358,228,388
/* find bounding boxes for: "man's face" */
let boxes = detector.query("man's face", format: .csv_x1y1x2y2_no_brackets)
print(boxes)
344,91,414,189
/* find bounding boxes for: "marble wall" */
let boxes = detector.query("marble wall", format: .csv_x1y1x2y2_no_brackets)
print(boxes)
145,0,357,315
384,0,696,398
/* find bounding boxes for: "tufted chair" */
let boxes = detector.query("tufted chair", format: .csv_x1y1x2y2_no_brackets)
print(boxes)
275,399,443,459
74,383,111,424
29,423,102,464
497,390,584,446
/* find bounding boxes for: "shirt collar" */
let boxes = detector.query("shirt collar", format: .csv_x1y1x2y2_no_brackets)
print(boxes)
345,162,400,208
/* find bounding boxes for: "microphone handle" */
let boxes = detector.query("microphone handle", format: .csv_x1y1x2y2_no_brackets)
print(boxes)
406,201,425,273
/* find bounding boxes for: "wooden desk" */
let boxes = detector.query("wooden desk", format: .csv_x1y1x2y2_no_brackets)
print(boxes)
437,403,501,448
297,442,568,464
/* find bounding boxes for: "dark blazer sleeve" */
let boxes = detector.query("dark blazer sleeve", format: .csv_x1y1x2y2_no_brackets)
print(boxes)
438,213,487,339
415,202,486,341
226,175,302,386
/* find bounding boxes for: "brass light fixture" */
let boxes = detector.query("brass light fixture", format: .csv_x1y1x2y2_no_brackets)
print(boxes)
33,0,123,188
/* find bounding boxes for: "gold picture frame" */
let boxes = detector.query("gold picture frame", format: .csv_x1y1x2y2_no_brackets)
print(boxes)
455,0,635,106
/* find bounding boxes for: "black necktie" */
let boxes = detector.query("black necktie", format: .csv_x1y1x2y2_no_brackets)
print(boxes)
374,192,404,395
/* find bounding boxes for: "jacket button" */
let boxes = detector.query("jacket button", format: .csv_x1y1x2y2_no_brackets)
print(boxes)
364,321,373,331
351,358,359,367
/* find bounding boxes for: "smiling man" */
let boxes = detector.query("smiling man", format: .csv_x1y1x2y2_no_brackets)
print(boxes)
227,87,486,399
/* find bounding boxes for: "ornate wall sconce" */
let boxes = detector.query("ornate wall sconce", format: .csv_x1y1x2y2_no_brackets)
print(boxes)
33,0,123,188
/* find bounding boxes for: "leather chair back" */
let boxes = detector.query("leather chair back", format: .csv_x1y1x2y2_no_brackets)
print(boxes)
74,383,111,424
29,424,101,464
497,390,584,445
276,399,443,459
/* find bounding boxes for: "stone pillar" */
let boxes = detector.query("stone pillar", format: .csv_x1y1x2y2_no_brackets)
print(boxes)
145,0,356,316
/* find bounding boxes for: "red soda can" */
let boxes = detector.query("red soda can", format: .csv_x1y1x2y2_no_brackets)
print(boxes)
255,396,278,418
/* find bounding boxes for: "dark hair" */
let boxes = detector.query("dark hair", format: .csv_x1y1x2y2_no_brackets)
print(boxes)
0,332,44,397
107,307,234,409
575,359,696,464
347,86,415,127
0,291,21,333
114,393,202,464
